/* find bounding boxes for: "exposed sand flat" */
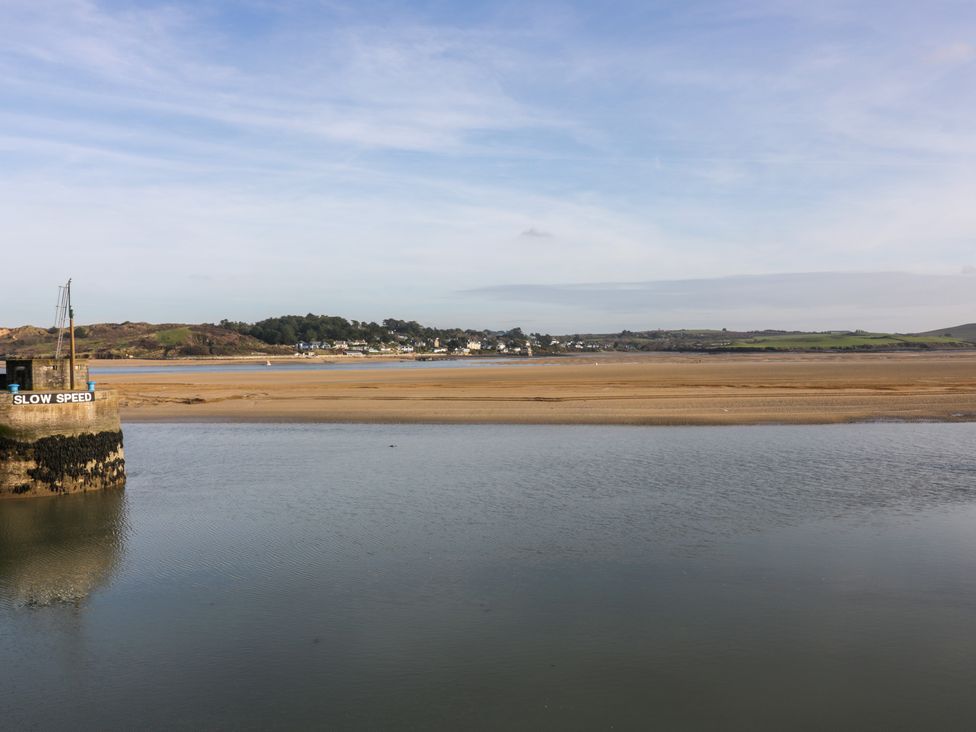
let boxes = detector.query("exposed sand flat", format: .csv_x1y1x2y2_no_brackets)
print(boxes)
92,351,976,426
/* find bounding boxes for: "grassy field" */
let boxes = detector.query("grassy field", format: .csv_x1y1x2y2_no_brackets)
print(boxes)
574,326,974,352
155,327,192,346
727,332,967,349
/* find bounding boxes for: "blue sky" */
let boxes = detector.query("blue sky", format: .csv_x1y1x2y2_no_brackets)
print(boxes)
2,0,974,331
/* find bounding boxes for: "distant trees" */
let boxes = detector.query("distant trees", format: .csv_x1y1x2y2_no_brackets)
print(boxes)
220,314,358,345
279,324,298,345
219,314,498,349
383,318,425,338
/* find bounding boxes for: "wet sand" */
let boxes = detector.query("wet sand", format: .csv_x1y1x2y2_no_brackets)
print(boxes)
94,351,976,425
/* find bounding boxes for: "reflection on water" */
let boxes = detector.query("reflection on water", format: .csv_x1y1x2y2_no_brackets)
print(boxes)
0,489,127,607
2,423,976,730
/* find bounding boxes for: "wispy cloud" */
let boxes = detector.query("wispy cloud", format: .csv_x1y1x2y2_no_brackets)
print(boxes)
464,272,976,332
929,41,976,65
0,1,563,158
1,0,975,329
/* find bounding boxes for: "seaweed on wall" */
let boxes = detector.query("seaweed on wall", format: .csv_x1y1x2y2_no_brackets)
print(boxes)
0,431,125,494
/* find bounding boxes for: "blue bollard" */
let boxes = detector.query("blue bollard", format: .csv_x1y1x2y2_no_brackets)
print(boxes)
88,381,96,393
8,383,19,393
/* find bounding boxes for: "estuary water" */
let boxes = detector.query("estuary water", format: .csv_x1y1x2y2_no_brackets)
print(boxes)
2,423,976,730
90,357,537,375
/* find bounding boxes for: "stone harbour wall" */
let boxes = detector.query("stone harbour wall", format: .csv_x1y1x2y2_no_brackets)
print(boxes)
0,390,126,498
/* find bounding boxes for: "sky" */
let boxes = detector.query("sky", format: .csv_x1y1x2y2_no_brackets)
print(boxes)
2,0,975,332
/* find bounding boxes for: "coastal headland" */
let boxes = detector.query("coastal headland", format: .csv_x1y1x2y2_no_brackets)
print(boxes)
98,351,976,426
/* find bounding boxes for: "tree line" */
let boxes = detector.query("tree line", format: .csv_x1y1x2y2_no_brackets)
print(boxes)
218,314,526,347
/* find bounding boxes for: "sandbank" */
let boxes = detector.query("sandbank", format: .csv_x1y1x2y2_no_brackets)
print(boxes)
92,351,976,426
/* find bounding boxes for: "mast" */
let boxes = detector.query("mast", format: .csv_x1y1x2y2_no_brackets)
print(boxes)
54,280,69,359
68,281,76,390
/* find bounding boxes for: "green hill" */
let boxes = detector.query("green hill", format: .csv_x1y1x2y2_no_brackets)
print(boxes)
0,322,289,359
918,323,976,343
3,317,973,358
567,328,974,352
726,331,968,350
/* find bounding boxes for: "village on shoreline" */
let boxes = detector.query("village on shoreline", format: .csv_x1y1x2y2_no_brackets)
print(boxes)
2,313,974,361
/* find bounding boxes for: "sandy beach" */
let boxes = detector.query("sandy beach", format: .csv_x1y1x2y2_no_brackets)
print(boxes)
94,351,976,426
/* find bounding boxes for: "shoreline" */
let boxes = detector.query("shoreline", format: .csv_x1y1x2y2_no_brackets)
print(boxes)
96,351,976,427
120,415,976,426
87,353,526,368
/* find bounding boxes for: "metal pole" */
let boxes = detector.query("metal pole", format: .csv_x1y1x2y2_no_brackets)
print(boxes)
68,281,76,390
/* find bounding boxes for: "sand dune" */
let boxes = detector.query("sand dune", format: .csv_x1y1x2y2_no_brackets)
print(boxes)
92,351,976,426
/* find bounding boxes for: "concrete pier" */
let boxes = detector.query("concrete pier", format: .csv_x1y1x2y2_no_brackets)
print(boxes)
1,359,125,498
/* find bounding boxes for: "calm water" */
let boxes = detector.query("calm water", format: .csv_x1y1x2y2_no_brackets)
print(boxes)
2,423,976,730
91,357,538,375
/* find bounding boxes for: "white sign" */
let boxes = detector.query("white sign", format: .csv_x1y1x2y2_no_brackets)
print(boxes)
11,391,94,406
